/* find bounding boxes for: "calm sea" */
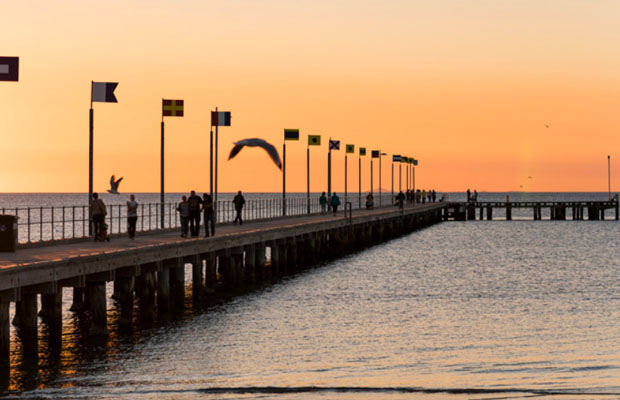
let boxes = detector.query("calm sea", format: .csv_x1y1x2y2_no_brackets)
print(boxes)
1,193,618,399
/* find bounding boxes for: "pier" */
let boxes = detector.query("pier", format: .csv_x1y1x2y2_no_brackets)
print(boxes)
0,203,444,372
446,200,619,221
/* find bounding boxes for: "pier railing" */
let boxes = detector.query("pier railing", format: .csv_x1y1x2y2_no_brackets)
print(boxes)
2,194,396,244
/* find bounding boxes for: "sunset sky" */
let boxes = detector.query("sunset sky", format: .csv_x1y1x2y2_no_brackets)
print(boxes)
1,0,619,193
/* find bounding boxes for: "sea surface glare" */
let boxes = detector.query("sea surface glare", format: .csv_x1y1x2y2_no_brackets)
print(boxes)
5,219,620,398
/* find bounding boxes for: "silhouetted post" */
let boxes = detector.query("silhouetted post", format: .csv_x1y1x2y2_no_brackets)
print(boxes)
89,105,94,235
358,155,362,208
344,154,348,205
391,162,394,201
328,138,332,203
214,107,219,221
608,155,611,201
210,130,214,200
399,163,402,192
160,119,165,228
307,147,310,214
283,141,286,216
379,152,382,207
370,158,373,196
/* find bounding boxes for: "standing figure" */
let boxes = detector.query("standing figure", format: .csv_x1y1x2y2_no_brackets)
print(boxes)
467,188,471,202
90,192,107,241
177,195,190,238
330,192,341,215
366,192,374,209
319,192,328,214
188,190,202,237
473,189,478,202
431,190,437,203
233,190,246,225
202,193,215,237
126,194,138,239
422,189,426,204
396,191,405,209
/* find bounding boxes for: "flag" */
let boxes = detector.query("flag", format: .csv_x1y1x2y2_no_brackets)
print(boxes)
329,140,340,150
371,150,380,158
211,111,231,126
346,144,355,153
401,156,408,163
162,99,184,117
413,159,418,166
393,155,401,162
284,129,299,140
92,82,118,103
308,135,321,146
0,57,18,82
359,147,366,156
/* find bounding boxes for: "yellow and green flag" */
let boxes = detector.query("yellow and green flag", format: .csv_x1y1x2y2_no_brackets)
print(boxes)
346,144,355,153
359,147,366,156
308,135,321,146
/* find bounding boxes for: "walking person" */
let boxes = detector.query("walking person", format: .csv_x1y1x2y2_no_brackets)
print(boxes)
177,195,190,238
233,190,245,225
422,189,426,204
467,188,471,202
188,190,202,237
330,192,341,215
202,193,215,237
366,192,374,209
319,192,328,214
396,190,405,209
90,192,107,241
126,194,138,239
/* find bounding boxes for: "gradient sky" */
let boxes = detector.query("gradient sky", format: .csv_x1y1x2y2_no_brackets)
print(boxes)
1,0,619,193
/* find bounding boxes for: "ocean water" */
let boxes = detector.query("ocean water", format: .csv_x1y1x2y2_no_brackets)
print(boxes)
1,193,619,399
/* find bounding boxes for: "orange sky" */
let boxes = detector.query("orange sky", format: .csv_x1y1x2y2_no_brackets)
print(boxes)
1,0,619,193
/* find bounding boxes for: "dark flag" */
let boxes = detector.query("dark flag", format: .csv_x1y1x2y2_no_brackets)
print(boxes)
359,147,366,156
92,82,118,103
162,99,184,117
211,111,231,126
284,129,300,140
0,57,18,81
371,150,380,158
346,144,355,153
393,155,401,162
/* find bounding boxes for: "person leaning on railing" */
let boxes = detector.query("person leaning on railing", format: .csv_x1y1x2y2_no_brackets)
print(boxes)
90,192,107,241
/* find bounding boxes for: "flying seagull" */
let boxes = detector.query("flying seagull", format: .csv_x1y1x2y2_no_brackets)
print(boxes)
545,124,549,128
228,138,282,170
107,175,123,194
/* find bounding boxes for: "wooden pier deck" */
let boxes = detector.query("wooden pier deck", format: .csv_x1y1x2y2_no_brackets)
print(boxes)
0,203,445,371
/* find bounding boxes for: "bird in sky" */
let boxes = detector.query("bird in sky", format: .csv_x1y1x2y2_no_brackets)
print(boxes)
545,124,549,128
107,175,123,194
528,176,533,179
228,138,282,170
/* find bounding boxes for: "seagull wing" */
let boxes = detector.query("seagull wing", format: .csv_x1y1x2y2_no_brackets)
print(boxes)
228,143,245,160
257,140,282,170
110,175,115,185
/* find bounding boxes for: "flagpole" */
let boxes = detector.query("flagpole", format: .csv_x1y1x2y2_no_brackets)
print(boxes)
88,81,94,235
358,155,361,209
161,117,165,229
379,152,382,207
398,163,403,193
406,161,409,192
283,141,286,216
345,154,348,205
391,161,394,203
307,146,310,214
328,137,332,207
370,158,373,197
214,107,219,222
210,129,213,199
608,155,611,201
